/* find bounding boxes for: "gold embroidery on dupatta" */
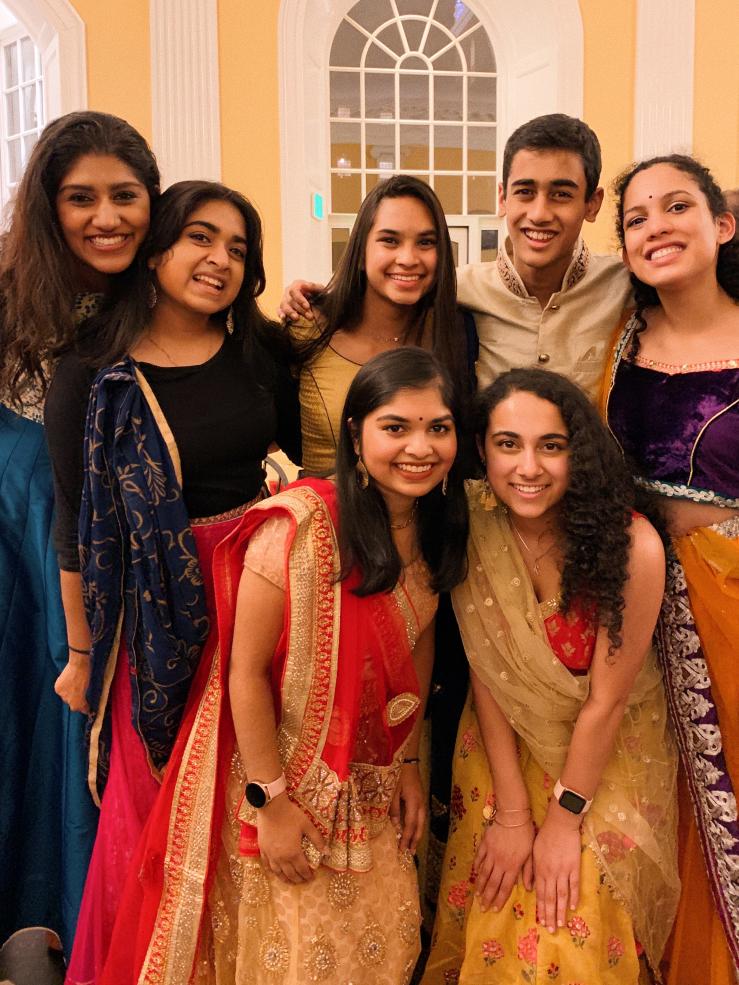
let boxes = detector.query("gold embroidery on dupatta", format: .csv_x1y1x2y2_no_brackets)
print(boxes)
386,692,420,726
87,610,124,806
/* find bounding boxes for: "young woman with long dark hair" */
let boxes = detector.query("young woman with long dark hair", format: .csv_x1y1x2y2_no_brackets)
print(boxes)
603,154,739,984
45,180,301,984
426,369,679,984
99,348,469,985
0,111,159,952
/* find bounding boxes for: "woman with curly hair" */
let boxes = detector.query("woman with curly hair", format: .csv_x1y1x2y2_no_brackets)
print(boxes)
603,155,739,984
0,111,159,953
424,369,679,984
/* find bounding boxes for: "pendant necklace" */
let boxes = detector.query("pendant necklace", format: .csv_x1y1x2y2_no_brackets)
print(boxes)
510,522,554,575
390,501,417,530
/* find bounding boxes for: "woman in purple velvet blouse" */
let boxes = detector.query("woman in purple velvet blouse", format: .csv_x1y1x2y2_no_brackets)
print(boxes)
602,155,739,985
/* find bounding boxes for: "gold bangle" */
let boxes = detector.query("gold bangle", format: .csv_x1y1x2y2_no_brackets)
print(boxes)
493,816,533,829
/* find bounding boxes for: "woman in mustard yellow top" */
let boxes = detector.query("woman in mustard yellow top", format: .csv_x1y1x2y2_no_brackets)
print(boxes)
290,175,474,475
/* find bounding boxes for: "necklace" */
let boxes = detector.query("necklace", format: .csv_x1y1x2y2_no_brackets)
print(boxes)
390,502,417,530
510,522,555,575
145,330,221,368
368,331,405,345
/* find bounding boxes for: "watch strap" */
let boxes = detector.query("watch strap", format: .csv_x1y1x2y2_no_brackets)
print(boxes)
553,778,592,815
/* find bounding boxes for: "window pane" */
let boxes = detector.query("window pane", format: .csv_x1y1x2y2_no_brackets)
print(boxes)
331,172,362,213
331,226,350,271
433,75,463,121
347,0,393,34
399,54,427,70
435,174,463,213
401,18,426,52
331,122,360,170
7,137,21,184
24,132,38,162
433,0,474,32
481,228,499,262
365,72,395,118
461,27,496,72
399,72,428,120
3,42,18,88
468,175,496,214
422,24,450,59
432,44,462,71
330,20,367,67
374,23,404,57
400,124,429,171
467,126,496,171
6,90,20,136
434,125,462,171
396,0,433,14
330,72,360,118
22,84,38,131
365,43,395,69
20,37,35,83
468,76,496,122
365,122,395,169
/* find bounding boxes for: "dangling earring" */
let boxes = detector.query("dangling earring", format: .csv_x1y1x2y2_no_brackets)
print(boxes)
226,307,235,335
147,280,158,309
355,457,369,490
441,475,448,496
480,475,497,511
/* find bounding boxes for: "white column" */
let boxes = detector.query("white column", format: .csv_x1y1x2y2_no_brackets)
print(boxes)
633,0,695,160
149,0,221,186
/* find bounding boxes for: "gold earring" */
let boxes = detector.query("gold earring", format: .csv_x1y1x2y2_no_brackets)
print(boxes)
226,307,235,335
441,475,448,496
147,281,158,309
480,476,497,511
356,457,369,490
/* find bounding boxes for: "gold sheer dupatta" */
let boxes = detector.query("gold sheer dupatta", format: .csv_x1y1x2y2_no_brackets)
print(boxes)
452,482,680,970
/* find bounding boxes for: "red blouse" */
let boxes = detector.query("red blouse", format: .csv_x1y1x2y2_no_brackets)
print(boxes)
543,601,597,672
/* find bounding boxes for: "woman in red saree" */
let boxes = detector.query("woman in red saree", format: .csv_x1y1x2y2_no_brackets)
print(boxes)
101,347,470,985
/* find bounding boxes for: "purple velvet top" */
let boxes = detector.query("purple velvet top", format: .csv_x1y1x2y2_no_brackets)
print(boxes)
608,360,739,504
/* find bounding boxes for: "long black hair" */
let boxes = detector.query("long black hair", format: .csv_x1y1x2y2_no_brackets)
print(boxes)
476,368,640,653
336,347,468,596
0,111,160,403
613,154,739,355
293,175,468,397
76,180,287,369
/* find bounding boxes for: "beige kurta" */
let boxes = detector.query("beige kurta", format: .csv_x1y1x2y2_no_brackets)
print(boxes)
457,238,632,399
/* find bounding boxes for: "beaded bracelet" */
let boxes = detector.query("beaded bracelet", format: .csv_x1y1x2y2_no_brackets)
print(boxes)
403,757,421,764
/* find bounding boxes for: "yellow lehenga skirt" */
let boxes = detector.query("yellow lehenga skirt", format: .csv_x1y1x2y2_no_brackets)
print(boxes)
192,756,422,985
423,694,645,985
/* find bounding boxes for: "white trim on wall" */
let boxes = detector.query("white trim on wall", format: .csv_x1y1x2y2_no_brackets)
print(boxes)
2,0,86,119
149,0,221,186
634,0,695,160
278,0,584,285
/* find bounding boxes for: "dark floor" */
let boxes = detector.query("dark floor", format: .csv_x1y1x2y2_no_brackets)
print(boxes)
0,928,65,985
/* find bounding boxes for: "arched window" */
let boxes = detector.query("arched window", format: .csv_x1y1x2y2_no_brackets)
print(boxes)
328,0,498,267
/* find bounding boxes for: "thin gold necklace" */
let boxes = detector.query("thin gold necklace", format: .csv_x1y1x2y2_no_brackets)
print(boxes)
510,522,555,575
390,502,417,530
145,331,220,367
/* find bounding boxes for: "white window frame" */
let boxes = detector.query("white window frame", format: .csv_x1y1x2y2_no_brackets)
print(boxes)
0,24,45,206
279,0,584,285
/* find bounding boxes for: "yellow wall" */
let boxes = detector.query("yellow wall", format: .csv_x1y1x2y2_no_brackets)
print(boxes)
694,0,739,191
218,0,284,316
69,0,152,143
579,0,637,254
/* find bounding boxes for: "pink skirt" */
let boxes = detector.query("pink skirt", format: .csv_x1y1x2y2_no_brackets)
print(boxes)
64,507,250,985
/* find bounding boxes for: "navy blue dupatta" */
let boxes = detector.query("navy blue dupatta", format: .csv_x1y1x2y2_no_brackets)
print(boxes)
79,357,209,802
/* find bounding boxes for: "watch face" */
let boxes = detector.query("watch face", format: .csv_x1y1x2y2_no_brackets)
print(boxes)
245,782,267,809
558,789,587,815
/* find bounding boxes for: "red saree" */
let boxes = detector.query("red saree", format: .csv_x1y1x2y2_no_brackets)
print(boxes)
101,479,428,985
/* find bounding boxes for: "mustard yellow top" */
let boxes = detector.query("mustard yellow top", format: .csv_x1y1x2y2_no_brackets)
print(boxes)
292,318,361,476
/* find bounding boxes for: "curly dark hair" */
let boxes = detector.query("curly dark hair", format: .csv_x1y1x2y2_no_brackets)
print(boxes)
476,369,637,654
0,111,160,406
613,154,739,356
336,347,469,596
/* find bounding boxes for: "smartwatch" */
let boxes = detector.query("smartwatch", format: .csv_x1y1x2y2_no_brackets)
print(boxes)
553,779,592,816
245,773,287,809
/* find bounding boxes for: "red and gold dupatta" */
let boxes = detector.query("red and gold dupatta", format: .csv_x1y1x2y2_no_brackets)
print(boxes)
101,478,420,985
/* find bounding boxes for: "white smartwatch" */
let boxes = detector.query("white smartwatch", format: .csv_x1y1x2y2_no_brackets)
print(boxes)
245,773,287,809
553,779,593,816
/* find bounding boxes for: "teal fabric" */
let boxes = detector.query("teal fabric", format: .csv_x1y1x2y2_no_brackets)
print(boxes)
0,404,98,955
